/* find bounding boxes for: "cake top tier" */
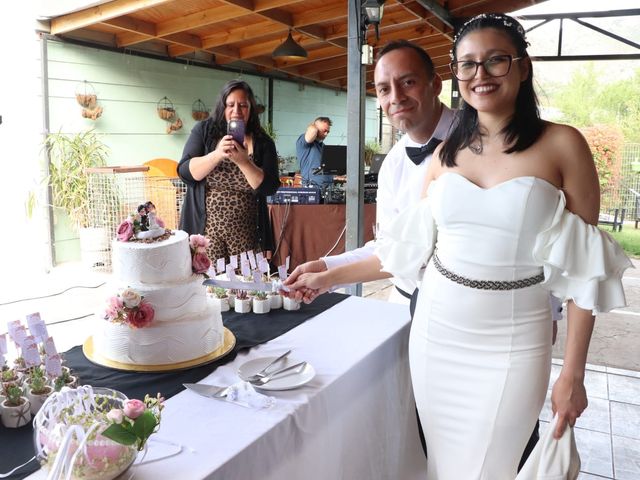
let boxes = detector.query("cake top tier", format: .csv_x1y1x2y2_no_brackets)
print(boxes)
112,230,193,284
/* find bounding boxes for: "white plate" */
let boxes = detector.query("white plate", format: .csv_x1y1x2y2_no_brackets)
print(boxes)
237,356,316,391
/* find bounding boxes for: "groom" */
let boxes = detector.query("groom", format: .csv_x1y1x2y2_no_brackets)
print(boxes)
284,40,559,469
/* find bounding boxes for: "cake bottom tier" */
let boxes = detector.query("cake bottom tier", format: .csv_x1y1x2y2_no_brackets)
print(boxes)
94,302,223,365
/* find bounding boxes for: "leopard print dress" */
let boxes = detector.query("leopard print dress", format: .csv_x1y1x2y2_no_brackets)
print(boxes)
204,155,258,262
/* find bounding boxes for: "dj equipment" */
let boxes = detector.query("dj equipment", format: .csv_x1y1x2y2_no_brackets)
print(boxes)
268,186,322,205
324,182,377,204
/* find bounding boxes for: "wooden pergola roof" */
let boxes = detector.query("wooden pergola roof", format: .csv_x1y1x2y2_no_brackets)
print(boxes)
44,0,546,92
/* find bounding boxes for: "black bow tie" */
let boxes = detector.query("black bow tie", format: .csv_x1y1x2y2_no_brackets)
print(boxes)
405,138,443,165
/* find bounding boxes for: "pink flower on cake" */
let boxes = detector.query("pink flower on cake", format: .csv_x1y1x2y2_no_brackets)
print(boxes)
189,234,210,250
156,217,165,228
123,399,146,419
121,288,142,308
192,252,211,274
104,289,154,328
128,301,154,328
116,219,134,242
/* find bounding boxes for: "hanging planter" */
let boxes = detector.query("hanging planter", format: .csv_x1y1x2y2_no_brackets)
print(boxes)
81,106,104,121
156,96,176,121
166,118,183,134
191,99,210,121
75,80,97,109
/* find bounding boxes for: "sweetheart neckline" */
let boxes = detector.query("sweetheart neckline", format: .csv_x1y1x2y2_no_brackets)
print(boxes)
435,172,560,192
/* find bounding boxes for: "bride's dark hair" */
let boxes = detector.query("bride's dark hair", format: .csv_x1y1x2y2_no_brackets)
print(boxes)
440,13,545,167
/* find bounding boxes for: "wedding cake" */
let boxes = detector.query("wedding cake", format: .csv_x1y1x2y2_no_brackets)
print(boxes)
94,210,223,366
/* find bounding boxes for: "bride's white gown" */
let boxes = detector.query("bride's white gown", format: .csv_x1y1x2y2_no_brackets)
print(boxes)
377,172,631,480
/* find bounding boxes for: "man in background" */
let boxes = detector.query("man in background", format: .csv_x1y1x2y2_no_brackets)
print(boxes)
296,116,334,187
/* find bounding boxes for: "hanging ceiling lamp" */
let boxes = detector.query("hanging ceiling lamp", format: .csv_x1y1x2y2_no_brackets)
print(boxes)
272,30,308,60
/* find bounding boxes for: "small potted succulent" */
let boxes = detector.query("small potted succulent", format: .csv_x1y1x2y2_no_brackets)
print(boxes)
227,289,237,309
1,383,31,428
268,290,283,310
282,295,301,311
13,356,28,374
234,290,251,314
1,367,21,389
25,366,53,414
54,367,78,391
252,291,271,314
209,287,230,312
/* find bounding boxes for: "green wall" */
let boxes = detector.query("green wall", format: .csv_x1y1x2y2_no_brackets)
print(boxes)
46,40,379,262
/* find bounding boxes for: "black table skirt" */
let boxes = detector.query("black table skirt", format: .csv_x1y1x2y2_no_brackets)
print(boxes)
0,293,348,479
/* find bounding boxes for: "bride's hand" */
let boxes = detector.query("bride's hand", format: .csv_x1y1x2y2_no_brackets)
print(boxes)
550,373,588,439
285,271,332,303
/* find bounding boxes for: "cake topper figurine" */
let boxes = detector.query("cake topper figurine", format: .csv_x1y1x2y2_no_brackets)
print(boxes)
117,201,167,241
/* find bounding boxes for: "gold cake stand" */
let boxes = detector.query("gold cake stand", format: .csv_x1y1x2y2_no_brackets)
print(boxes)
83,327,236,373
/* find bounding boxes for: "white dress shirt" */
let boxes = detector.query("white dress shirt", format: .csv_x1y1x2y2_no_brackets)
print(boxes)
323,106,455,297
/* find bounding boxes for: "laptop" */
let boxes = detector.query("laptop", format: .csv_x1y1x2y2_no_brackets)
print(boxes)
369,153,386,174
319,145,347,175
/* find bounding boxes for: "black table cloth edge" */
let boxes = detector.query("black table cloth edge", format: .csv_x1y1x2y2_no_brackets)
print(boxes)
0,293,348,479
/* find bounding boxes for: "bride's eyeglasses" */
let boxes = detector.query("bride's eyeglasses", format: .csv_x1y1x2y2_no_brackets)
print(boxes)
450,55,523,81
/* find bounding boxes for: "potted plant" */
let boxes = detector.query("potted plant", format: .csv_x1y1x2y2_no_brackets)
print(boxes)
44,130,110,268
364,140,381,168
210,287,230,312
234,290,251,314
228,289,237,309
282,295,301,311
13,356,28,374
252,291,271,314
1,383,31,428
54,367,78,391
25,366,53,414
1,366,21,389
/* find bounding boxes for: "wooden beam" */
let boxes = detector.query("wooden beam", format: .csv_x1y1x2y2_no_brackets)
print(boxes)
101,16,156,36
51,0,173,35
156,5,250,37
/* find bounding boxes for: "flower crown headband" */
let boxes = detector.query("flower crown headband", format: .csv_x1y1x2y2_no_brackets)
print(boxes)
450,13,528,60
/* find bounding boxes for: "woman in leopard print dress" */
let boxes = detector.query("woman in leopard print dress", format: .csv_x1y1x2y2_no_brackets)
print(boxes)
178,80,280,261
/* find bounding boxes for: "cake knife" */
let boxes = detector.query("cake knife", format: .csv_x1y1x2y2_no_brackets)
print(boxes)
202,278,290,292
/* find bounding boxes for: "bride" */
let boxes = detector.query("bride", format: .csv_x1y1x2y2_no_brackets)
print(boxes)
284,13,631,479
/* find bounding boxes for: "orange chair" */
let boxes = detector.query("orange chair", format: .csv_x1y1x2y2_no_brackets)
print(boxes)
143,158,178,178
142,159,180,229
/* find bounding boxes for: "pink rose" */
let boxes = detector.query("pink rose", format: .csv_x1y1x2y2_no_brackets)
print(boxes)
117,220,134,242
107,408,124,424
105,296,124,320
192,252,211,274
123,399,146,419
156,217,165,228
128,301,154,328
189,234,210,250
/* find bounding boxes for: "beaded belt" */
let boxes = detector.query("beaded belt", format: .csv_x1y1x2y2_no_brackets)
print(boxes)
432,252,544,291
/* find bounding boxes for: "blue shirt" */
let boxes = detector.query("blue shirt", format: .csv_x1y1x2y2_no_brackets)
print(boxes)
296,134,334,187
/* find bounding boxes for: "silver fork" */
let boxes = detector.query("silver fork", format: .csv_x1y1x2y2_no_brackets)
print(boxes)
244,350,292,382
249,361,307,386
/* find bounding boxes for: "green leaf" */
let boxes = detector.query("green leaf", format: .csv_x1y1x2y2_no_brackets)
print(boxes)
132,411,157,442
101,424,138,446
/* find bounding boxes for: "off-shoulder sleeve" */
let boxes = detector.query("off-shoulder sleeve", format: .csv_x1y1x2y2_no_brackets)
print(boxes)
374,198,437,281
533,194,633,314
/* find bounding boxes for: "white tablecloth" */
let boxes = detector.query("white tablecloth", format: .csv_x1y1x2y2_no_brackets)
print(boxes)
31,295,428,479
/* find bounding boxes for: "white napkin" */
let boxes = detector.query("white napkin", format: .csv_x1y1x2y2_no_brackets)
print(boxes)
516,414,580,480
225,381,275,409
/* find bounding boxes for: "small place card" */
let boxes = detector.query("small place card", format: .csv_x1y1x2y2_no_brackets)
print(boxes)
0,334,7,355
7,320,22,342
226,265,237,282
278,265,288,281
252,270,262,283
216,258,225,274
256,252,264,264
285,256,291,271
22,336,41,367
27,312,48,343
44,336,58,355
259,258,270,273
240,251,248,263
240,261,251,277
45,354,63,377
247,250,257,270
230,255,238,269
12,324,28,347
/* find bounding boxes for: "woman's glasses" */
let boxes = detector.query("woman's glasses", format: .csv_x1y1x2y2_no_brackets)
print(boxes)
450,55,523,81
225,102,250,110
